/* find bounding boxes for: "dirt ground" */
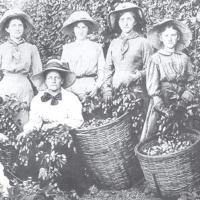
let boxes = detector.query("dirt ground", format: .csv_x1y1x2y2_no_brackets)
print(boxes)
78,180,163,200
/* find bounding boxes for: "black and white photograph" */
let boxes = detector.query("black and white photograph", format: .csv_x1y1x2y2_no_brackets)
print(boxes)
0,0,199,199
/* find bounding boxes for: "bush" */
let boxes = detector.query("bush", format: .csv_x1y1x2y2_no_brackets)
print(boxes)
0,0,198,68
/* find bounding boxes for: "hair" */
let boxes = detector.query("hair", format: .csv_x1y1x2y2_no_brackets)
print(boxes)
157,21,181,37
115,9,146,34
4,16,27,30
3,16,27,37
73,20,92,33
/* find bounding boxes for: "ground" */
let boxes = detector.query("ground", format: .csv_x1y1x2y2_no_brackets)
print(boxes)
78,180,163,200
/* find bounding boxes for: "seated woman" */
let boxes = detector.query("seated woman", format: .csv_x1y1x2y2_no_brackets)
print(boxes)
17,59,83,138
140,19,194,142
16,59,88,193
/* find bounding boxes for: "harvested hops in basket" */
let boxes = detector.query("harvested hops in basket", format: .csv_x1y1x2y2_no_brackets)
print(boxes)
75,85,145,189
73,112,143,190
135,128,200,197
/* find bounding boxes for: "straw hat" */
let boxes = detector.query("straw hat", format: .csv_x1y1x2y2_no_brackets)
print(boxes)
0,8,34,36
108,2,146,33
147,19,192,50
62,11,99,36
32,59,76,89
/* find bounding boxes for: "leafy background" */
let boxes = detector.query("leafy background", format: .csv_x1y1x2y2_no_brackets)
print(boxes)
0,0,199,69
0,0,199,199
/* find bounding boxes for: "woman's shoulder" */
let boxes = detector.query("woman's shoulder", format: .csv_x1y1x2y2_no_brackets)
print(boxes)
110,37,120,44
87,40,102,47
148,51,163,64
135,36,152,47
62,89,79,98
63,42,74,48
0,41,8,47
62,89,81,103
0,41,13,50
24,42,38,49
32,91,44,101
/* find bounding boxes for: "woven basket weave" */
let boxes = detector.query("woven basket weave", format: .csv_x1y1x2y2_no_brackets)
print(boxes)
73,112,142,190
135,129,200,197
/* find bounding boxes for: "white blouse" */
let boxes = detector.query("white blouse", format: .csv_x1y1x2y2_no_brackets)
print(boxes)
23,88,84,132
61,39,105,88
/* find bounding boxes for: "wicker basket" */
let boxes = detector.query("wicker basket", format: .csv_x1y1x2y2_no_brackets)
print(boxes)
135,128,200,197
73,112,142,190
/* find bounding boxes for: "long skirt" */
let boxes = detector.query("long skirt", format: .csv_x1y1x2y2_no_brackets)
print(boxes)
0,73,34,126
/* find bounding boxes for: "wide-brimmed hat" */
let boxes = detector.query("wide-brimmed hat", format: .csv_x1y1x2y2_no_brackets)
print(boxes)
147,19,192,50
0,8,34,36
32,59,76,89
62,10,99,36
108,2,146,33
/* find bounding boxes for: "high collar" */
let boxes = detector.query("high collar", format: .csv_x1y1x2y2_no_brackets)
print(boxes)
158,49,183,56
75,38,88,43
46,88,62,97
8,38,25,46
120,31,140,39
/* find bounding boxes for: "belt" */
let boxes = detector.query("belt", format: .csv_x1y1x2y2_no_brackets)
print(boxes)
76,74,96,78
3,70,27,75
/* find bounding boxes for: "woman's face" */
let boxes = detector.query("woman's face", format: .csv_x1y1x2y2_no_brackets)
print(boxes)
118,11,136,34
45,71,63,92
74,22,89,40
160,27,180,50
6,18,24,39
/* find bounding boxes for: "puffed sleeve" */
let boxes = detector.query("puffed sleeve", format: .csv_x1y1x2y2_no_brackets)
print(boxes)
146,56,163,105
96,46,106,88
0,45,2,70
31,45,43,75
23,95,43,132
103,41,115,94
60,93,84,129
185,57,195,82
61,44,69,65
181,56,195,102
141,39,154,77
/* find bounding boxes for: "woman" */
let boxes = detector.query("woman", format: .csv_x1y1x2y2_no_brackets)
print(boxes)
140,19,194,142
103,2,153,112
0,9,42,125
16,59,87,193
17,59,83,138
61,10,105,100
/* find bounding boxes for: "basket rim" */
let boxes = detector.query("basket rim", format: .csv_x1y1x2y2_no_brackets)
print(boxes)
76,112,130,132
135,128,200,159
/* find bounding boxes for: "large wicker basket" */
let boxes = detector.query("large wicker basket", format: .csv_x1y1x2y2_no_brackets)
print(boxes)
73,112,142,190
135,128,200,197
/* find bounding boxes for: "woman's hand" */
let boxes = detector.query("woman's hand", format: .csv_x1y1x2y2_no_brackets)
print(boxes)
17,131,29,141
131,71,142,82
88,84,99,97
181,90,194,103
42,122,60,131
0,133,8,142
103,90,112,102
